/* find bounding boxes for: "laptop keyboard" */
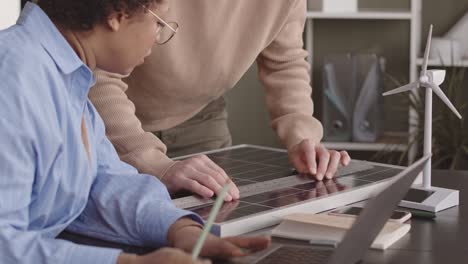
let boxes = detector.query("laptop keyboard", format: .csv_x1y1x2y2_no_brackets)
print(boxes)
257,246,333,264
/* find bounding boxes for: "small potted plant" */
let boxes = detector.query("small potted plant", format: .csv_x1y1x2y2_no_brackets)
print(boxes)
378,67,468,169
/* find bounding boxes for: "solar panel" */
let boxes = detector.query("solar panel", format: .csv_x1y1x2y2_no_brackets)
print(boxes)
172,145,403,236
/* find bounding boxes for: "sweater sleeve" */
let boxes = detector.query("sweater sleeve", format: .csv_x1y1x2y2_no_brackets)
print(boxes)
89,69,176,178
66,126,203,248
256,0,323,149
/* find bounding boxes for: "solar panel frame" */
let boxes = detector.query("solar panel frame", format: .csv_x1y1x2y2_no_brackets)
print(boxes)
173,145,406,236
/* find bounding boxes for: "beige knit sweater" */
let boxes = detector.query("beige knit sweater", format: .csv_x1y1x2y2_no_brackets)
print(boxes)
89,0,323,178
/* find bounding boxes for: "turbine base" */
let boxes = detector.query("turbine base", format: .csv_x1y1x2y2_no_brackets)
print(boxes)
399,185,459,212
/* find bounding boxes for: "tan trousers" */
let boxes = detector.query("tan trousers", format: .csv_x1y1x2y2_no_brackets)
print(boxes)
153,97,232,158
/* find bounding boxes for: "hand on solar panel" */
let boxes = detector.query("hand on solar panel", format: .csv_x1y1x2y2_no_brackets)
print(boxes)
288,139,350,180
162,154,240,201
171,224,271,259
118,247,211,264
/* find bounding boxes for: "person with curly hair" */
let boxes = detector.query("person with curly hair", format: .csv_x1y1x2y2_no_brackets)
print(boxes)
0,1,269,264
90,0,352,202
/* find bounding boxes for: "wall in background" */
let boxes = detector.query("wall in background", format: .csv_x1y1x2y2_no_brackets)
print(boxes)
226,0,468,149
0,0,21,30
225,64,282,148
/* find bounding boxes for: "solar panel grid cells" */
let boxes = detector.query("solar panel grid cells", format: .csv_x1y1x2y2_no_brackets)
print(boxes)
353,167,402,182
185,147,403,226
209,159,247,170
231,167,295,180
208,151,295,183
223,163,264,174
230,178,255,187
188,176,374,222
240,178,361,209
249,169,298,182
208,148,291,167
220,204,272,222
241,187,304,205
207,147,261,159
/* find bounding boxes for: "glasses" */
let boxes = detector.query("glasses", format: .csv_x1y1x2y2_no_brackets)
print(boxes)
143,6,179,45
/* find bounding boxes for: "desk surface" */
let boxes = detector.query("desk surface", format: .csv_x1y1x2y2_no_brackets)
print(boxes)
60,170,468,263
233,169,468,264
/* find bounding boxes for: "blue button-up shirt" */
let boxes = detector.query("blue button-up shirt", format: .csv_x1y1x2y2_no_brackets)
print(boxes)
0,3,200,264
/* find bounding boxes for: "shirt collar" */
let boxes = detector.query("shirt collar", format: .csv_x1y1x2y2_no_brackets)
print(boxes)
18,2,85,75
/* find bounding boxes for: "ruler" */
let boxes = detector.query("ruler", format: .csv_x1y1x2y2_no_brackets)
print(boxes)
173,160,374,209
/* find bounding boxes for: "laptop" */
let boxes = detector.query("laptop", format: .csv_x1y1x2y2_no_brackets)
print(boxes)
254,155,430,264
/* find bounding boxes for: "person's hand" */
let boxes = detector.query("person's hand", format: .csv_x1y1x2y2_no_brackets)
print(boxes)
169,220,270,259
162,155,240,201
175,226,270,259
288,139,351,180
117,248,211,264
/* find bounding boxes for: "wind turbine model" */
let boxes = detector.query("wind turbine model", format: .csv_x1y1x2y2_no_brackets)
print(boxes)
383,25,461,212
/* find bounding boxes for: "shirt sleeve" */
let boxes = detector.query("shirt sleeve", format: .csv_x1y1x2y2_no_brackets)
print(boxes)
89,69,176,178
0,117,121,264
256,0,323,149
66,113,203,248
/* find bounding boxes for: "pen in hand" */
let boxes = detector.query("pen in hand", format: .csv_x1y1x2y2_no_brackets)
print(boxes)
191,180,231,261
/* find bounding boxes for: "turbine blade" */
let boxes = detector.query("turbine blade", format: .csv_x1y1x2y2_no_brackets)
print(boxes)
427,82,462,119
382,82,419,96
422,25,433,76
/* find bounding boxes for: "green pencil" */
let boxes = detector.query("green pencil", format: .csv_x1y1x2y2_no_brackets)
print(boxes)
191,181,231,260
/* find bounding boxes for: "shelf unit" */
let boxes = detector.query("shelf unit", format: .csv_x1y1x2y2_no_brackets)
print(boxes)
323,132,407,151
304,0,422,153
416,58,468,67
306,10,413,20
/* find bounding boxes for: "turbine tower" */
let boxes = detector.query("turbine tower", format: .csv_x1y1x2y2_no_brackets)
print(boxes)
382,25,461,212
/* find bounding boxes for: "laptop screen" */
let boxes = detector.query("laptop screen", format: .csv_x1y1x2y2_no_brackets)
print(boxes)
327,155,429,264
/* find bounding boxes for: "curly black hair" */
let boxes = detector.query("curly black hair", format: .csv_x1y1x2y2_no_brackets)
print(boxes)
37,0,162,30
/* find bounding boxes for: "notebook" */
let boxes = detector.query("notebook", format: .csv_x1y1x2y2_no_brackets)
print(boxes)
272,213,410,250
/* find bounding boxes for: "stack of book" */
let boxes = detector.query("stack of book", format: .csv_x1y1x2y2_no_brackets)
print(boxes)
272,213,410,250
